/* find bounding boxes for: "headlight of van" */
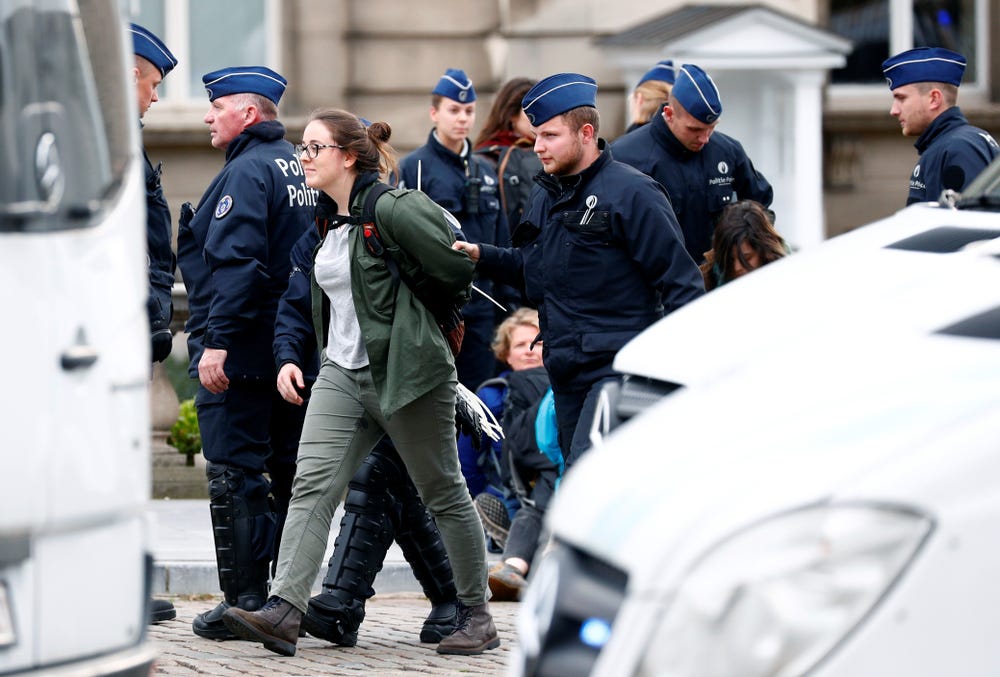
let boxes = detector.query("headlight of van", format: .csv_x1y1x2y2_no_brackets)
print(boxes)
638,503,933,677
517,542,628,677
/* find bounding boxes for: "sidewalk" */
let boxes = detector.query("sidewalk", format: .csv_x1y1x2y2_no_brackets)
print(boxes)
148,499,501,596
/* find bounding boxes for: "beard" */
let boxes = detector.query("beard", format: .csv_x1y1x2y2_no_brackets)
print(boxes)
544,136,584,176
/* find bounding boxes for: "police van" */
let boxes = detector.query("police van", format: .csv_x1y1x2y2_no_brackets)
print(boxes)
0,1,157,675
513,160,1000,676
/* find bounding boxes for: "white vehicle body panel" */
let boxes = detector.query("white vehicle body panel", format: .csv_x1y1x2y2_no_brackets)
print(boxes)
532,200,1000,676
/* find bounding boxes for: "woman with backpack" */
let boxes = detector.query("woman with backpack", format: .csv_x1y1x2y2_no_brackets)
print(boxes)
222,109,499,658
474,77,544,229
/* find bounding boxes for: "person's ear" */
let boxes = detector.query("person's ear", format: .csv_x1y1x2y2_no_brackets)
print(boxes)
132,66,139,84
928,88,944,110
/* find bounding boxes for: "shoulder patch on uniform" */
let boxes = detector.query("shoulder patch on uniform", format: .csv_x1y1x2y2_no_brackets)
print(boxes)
913,165,921,178
214,194,234,219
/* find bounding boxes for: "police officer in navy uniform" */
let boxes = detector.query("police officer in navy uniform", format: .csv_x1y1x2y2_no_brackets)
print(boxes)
130,21,178,625
612,64,773,265
176,66,315,639
882,47,999,204
399,69,511,391
453,73,704,473
131,23,177,365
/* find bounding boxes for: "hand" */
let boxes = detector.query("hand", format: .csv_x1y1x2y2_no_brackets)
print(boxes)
151,329,172,363
277,363,306,405
452,240,481,262
455,394,484,450
198,347,230,394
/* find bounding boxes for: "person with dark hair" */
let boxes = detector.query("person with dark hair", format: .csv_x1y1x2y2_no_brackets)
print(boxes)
700,199,788,291
613,63,773,265
474,77,543,232
474,76,537,159
454,73,704,475
400,69,511,391
129,21,178,625
882,47,998,204
176,66,314,640
222,109,499,658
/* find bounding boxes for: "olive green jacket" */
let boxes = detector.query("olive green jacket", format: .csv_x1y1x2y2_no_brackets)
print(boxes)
311,181,474,417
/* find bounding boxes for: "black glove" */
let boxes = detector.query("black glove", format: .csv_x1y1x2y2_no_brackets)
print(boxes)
151,328,172,363
179,202,196,228
455,395,484,451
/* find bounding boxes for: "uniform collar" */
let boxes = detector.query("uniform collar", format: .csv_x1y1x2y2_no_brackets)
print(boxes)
914,106,967,154
428,129,470,164
224,120,287,161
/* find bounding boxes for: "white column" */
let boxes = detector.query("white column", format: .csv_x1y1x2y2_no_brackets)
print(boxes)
789,71,826,250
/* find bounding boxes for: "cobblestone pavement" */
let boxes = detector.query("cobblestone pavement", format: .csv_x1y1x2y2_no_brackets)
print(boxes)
148,594,520,676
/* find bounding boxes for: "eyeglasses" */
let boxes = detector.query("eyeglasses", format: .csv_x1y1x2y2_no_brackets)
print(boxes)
294,142,346,159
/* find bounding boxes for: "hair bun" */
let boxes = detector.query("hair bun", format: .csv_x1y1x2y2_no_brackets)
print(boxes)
367,121,392,143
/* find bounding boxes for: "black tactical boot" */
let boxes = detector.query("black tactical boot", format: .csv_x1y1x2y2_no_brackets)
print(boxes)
436,602,500,655
149,598,176,624
223,596,302,657
193,463,273,640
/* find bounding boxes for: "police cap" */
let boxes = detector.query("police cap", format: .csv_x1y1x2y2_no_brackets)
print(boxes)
129,23,176,77
638,59,676,86
521,73,598,126
432,68,477,103
672,64,722,124
882,47,966,90
202,66,288,104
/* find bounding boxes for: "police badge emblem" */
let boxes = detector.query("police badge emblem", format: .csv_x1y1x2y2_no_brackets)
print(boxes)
215,195,233,219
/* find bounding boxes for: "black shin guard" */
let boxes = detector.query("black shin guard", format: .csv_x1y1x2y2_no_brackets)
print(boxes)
206,462,272,611
303,448,396,646
382,446,459,642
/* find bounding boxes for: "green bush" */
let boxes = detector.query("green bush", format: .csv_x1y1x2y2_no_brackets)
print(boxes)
167,399,201,466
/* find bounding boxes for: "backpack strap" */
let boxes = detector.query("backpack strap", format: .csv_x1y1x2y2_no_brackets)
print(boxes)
495,145,515,219
358,182,400,286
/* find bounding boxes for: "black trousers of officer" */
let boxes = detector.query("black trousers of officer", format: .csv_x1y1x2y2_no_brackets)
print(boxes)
195,379,304,608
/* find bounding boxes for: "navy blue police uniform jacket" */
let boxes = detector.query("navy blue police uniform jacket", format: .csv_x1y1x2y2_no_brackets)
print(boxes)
612,110,773,265
399,132,512,321
273,226,320,376
907,106,1000,205
177,120,315,380
144,142,175,334
475,144,705,391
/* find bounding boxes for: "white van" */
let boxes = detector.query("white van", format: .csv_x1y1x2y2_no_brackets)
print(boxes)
513,160,1000,676
0,1,157,675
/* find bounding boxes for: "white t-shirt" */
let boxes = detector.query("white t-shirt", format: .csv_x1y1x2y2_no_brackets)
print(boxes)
314,226,369,368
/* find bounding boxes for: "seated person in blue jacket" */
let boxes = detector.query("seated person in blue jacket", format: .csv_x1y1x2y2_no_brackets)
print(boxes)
487,364,560,602
458,308,544,547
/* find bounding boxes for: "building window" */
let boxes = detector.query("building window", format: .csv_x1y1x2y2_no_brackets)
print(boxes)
829,0,982,85
133,0,279,104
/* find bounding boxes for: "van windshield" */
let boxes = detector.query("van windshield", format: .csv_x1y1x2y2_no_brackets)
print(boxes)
0,0,132,232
